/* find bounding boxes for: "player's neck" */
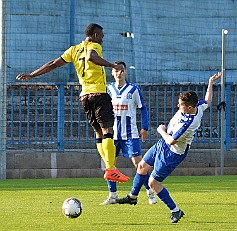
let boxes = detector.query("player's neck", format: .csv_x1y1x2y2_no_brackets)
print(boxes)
189,108,197,115
117,79,126,88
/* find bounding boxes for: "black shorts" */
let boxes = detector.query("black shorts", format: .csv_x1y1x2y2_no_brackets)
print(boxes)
80,93,114,131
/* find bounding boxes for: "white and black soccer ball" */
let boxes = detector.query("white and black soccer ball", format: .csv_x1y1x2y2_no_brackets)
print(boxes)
62,197,82,218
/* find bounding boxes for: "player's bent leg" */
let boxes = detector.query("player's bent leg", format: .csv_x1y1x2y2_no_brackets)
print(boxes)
137,159,151,175
148,176,163,194
132,157,157,204
131,155,142,169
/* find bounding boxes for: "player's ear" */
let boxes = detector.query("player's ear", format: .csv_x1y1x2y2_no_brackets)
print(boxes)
91,33,97,40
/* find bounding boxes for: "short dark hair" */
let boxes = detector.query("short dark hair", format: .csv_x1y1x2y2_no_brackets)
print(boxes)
114,61,126,69
179,90,198,107
84,23,103,37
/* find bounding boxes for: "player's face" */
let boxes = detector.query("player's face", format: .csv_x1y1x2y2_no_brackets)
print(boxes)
112,65,126,81
177,99,192,114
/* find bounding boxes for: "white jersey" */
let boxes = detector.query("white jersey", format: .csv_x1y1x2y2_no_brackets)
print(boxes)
107,82,148,140
167,100,208,154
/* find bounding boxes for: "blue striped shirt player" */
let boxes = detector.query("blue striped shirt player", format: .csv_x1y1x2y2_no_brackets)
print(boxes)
107,81,148,141
100,61,157,206
167,99,208,154
115,72,222,224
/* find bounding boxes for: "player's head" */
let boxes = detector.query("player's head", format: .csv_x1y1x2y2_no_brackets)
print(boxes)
179,90,198,107
85,23,104,44
114,61,126,69
112,61,126,82
178,90,198,113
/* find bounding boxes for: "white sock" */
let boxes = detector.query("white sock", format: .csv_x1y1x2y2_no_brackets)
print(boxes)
109,192,117,198
129,194,137,199
171,206,179,213
146,189,153,195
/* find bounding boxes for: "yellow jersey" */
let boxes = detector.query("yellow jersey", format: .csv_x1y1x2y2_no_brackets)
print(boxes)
61,41,107,96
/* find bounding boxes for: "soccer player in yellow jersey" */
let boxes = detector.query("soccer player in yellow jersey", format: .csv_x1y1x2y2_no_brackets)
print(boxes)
16,23,130,183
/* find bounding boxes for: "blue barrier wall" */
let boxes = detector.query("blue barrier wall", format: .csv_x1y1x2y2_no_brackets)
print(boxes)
5,0,237,83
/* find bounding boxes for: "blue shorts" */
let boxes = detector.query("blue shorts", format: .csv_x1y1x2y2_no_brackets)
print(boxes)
143,138,188,182
114,138,142,158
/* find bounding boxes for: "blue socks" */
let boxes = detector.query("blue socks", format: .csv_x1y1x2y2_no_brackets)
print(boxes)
157,187,176,210
123,173,176,211
130,173,147,196
108,172,151,194
143,172,151,190
107,180,117,192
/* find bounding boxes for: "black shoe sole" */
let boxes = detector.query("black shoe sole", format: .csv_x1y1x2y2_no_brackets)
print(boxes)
115,197,137,205
170,211,185,223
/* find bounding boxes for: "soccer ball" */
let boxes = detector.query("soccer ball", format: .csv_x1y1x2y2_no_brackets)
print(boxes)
62,197,82,218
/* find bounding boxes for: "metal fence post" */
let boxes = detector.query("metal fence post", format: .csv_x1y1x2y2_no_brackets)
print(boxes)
220,29,227,175
225,83,231,151
69,0,75,81
57,84,65,152
0,0,7,179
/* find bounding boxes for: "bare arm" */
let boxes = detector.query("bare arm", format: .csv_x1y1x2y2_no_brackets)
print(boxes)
16,57,67,80
140,129,148,142
157,124,177,145
87,50,123,70
205,72,222,107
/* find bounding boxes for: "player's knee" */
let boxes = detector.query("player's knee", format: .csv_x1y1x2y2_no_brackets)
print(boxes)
132,156,142,168
132,162,139,169
148,178,155,189
137,161,148,174
149,178,162,191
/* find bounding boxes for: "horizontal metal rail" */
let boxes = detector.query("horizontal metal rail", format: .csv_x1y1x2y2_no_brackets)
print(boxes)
7,82,237,151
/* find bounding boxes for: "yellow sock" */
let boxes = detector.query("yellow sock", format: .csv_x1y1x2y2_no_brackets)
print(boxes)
96,142,106,162
96,138,105,162
102,138,116,169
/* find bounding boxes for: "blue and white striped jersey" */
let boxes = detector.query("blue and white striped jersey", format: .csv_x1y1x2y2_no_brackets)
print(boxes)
107,81,148,140
167,99,208,154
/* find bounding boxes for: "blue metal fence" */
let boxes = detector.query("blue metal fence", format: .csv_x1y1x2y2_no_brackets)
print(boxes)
7,82,237,151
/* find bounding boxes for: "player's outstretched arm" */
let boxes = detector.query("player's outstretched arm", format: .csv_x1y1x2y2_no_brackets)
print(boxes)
16,57,67,81
205,72,222,107
87,50,123,71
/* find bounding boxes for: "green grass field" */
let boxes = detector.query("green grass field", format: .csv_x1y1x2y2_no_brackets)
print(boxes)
0,176,236,231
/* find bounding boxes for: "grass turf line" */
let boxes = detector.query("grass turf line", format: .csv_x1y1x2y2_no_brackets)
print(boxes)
0,176,236,231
